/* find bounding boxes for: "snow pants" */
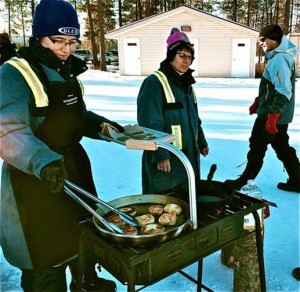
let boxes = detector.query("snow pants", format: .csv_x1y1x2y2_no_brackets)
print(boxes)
244,118,300,181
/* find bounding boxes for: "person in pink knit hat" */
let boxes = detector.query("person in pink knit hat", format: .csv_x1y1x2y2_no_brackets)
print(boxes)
137,27,209,194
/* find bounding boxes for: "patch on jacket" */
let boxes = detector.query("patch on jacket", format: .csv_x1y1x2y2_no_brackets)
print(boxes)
63,94,78,106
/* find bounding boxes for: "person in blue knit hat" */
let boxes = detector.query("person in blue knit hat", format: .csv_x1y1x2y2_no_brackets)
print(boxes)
0,0,122,290
225,24,299,193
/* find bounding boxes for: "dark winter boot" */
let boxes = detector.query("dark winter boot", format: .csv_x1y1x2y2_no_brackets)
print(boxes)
292,267,300,281
278,148,300,193
224,176,250,191
277,179,300,193
70,277,116,292
70,264,116,292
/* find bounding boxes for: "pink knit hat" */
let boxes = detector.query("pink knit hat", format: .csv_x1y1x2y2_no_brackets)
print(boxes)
166,27,193,50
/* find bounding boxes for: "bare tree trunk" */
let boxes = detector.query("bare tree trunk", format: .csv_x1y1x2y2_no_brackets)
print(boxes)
86,0,100,68
274,0,280,25
31,0,35,16
283,0,291,34
233,0,237,22
138,0,142,19
97,0,106,71
290,0,294,32
8,0,12,36
20,2,26,46
264,0,268,25
119,0,122,27
247,0,251,26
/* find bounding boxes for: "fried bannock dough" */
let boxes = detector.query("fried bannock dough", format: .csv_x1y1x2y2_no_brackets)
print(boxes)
141,223,165,234
121,225,138,235
148,204,164,216
135,214,155,226
119,206,137,216
158,213,177,226
164,203,182,215
107,215,126,227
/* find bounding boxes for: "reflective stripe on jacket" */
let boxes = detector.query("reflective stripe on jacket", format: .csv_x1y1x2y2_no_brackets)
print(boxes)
7,57,49,107
7,57,85,108
151,70,198,150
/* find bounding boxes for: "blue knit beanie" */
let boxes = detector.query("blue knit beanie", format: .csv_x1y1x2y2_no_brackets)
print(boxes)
32,0,80,38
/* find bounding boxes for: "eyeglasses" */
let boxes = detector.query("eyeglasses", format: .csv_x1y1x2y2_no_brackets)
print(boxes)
259,37,267,42
176,52,194,62
48,37,79,51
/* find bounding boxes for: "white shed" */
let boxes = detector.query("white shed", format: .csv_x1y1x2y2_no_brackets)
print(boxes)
105,5,259,77
289,33,300,77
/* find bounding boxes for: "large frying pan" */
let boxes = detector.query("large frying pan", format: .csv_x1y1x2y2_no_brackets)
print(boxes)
64,181,192,247
93,194,191,247
170,164,235,215
196,164,234,211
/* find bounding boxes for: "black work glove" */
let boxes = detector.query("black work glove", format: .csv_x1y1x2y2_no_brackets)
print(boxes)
40,160,65,193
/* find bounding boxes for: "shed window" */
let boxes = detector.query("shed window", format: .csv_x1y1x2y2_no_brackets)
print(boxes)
238,43,245,47
127,43,137,46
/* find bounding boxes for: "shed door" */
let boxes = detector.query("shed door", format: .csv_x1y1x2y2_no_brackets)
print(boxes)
124,38,141,76
231,39,251,77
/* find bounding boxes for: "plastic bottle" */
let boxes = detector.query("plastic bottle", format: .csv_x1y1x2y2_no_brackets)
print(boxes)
240,179,263,231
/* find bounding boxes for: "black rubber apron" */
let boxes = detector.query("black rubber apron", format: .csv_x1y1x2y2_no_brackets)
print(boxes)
10,69,97,271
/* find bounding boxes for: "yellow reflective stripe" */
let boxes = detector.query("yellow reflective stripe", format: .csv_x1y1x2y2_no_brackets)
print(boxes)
77,77,84,95
171,125,182,149
152,71,175,103
152,71,183,149
6,57,48,107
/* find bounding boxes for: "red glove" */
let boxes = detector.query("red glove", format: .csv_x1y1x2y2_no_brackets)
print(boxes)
249,97,259,115
266,113,280,134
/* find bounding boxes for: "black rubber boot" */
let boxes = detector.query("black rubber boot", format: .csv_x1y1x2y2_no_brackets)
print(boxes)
70,264,116,292
292,267,300,281
277,179,300,193
70,277,116,292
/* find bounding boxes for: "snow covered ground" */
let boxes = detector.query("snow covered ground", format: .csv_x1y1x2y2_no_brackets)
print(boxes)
1,69,299,292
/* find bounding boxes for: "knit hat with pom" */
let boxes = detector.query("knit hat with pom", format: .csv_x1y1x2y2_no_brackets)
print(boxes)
166,27,194,62
32,0,80,38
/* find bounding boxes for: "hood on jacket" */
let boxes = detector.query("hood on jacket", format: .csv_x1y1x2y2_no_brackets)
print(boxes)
265,35,298,60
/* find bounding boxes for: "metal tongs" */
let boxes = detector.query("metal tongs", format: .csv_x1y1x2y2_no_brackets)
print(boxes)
64,180,139,234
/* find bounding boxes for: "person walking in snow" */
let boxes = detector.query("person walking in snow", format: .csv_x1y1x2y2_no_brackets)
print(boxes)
0,0,122,290
137,27,209,194
225,24,299,193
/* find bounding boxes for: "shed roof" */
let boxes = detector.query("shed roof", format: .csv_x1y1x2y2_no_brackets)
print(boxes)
105,5,259,39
